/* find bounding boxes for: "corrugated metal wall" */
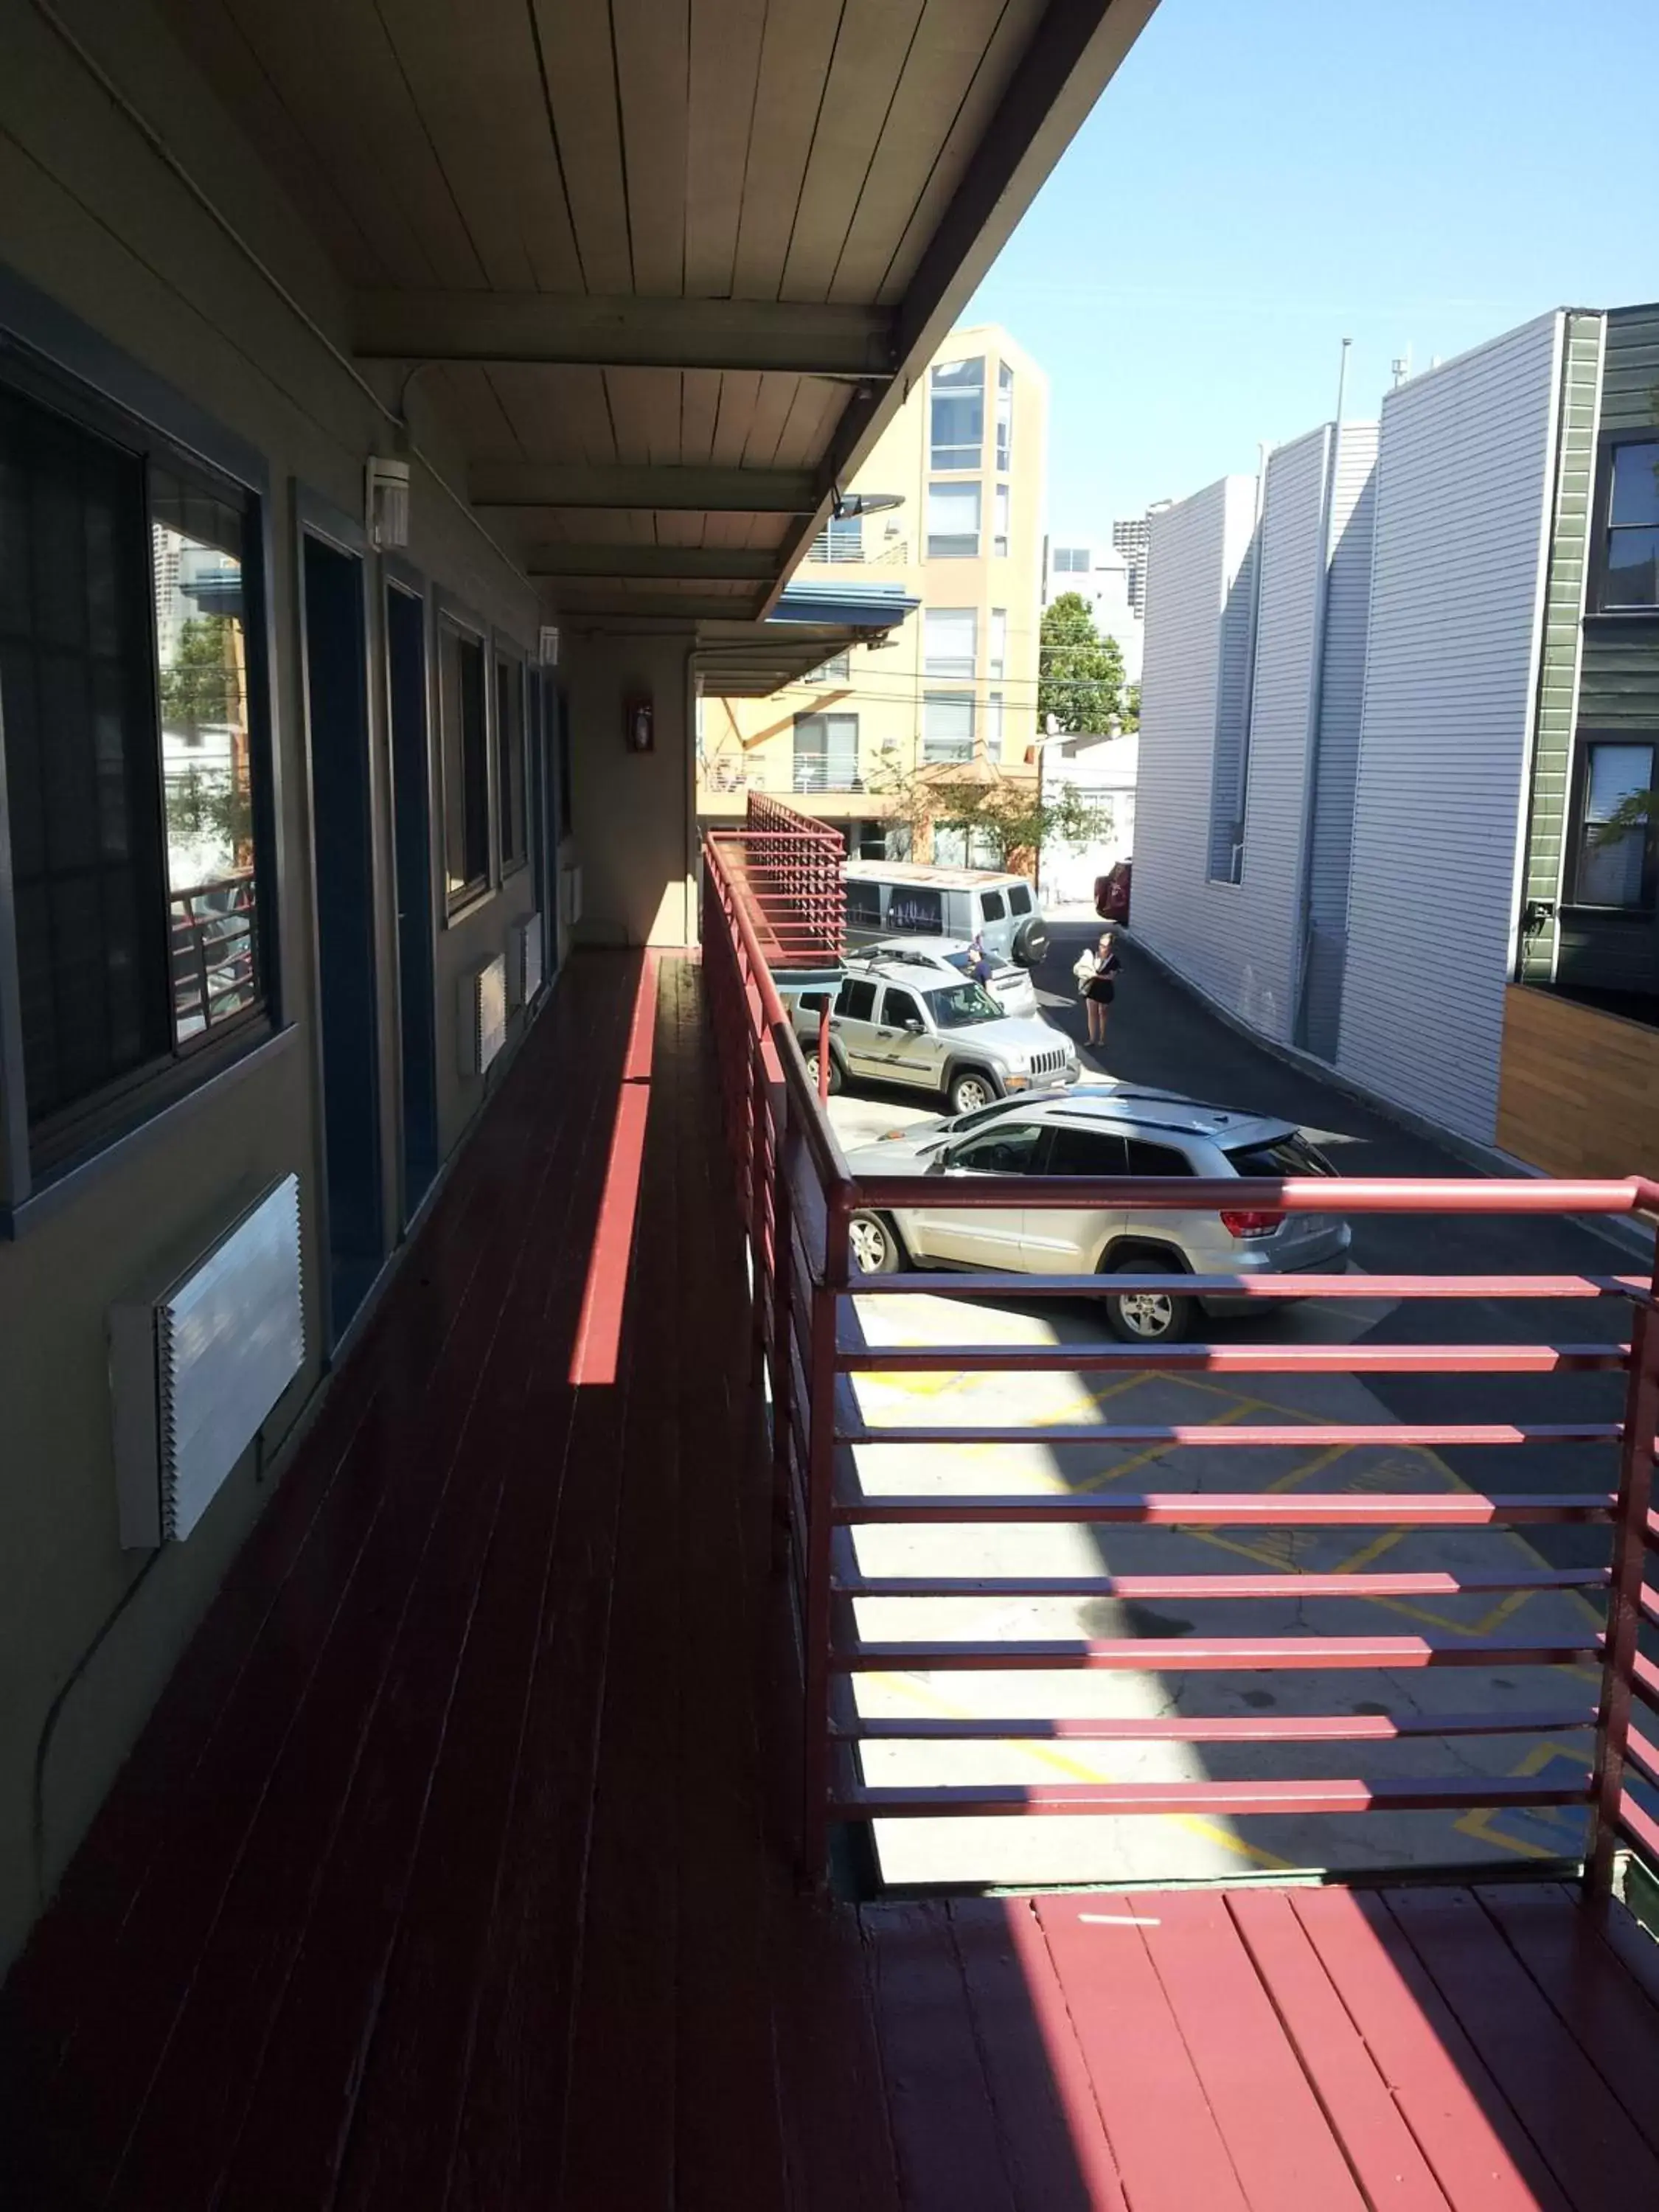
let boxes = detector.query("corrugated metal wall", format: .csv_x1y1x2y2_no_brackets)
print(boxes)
1297,421,1380,1058
1337,314,1562,1144
1130,476,1262,1013
1232,427,1329,1042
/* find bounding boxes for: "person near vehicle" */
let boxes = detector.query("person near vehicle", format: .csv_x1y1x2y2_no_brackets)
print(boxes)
966,932,996,986
1073,930,1121,1049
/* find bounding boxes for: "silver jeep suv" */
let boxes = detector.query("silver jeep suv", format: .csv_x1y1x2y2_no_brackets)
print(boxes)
792,960,1078,1117
839,1085,1350,1342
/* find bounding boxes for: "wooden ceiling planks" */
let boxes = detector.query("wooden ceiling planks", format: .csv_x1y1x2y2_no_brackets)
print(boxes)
483,366,600,465
602,367,681,467
779,0,928,306
730,0,846,302
877,0,1048,307
708,372,763,468
375,0,582,293
684,0,769,299
434,366,524,460
218,0,482,289
156,0,391,287
827,0,1016,306
531,0,632,293
612,0,689,298
679,369,723,467
768,377,849,470
740,375,803,470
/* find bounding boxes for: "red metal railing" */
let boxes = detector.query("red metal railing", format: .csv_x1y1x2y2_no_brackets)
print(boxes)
705,793,846,980
700,812,1659,1896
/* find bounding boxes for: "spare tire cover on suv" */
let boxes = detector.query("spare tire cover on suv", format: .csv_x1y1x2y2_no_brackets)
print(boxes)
1011,916,1049,968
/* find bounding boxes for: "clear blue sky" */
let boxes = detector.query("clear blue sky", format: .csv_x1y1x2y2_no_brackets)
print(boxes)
967,0,1659,536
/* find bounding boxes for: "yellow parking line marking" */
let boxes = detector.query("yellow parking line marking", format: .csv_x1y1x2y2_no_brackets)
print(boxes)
1452,1741,1592,1860
1265,1442,1354,1492
862,1671,1291,1872
1074,1399,1273,1493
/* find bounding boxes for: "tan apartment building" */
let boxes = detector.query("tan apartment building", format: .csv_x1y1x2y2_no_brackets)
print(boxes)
698,326,1048,859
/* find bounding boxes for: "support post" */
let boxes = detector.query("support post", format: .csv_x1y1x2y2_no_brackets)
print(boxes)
770,1099,798,1571
801,1189,848,1885
1586,1277,1659,1902
817,1001,831,1103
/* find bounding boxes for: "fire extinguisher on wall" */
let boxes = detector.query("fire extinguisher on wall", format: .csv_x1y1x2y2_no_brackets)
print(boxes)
625,694,654,753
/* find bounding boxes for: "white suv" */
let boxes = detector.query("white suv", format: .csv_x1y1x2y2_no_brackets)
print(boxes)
846,937,1040,1019
792,960,1078,1117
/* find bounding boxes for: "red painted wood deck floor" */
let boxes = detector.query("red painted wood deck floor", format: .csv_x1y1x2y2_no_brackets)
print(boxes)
4,953,1659,2211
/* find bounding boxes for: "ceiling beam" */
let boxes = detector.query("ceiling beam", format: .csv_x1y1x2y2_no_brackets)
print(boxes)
554,594,771,624
355,293,897,377
470,462,818,512
528,546,779,581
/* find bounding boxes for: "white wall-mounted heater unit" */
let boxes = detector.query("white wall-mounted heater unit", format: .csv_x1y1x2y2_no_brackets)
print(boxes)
460,953,507,1076
510,911,543,1006
560,863,582,928
109,1175,305,1549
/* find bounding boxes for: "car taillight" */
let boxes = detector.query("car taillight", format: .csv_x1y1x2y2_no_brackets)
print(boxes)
1220,1208,1281,1239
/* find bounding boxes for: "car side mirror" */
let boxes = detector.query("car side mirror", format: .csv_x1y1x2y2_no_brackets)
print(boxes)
902,1017,924,1034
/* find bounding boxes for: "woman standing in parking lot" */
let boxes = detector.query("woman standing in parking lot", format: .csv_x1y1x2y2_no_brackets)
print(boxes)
1073,930,1121,1052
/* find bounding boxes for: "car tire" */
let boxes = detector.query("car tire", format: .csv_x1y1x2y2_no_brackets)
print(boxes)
804,1045,844,1095
848,1211,904,1276
1102,1256,1192,1345
947,1067,998,1116
1011,917,1050,969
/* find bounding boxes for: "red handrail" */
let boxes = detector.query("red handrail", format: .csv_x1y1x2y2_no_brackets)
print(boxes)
699,813,1659,1894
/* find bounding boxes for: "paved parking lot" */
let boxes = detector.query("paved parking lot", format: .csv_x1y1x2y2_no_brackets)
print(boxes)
828,928,1629,1890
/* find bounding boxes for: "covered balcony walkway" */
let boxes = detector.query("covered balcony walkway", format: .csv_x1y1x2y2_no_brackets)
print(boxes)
4,951,1659,2210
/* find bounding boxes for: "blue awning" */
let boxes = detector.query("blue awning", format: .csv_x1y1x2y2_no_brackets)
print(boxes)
769,580,919,628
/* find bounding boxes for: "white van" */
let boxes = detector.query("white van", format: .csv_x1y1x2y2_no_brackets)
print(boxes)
844,861,1050,970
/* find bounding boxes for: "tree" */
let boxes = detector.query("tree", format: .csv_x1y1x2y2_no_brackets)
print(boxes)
1038,591,1126,734
870,759,1114,873
159,615,237,738
1119,681,1141,736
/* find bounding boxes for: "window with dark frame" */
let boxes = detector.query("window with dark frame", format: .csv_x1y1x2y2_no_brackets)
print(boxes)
495,652,526,872
1600,440,1659,609
439,619,490,908
1570,738,1656,908
929,357,984,470
0,372,270,1170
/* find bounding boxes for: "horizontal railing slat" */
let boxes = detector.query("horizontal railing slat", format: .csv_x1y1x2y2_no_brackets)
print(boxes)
846,1172,1655,1217
835,1339,1630,1374
832,1635,1599,1671
832,1567,1609,1601
839,1272,1646,1301
838,1420,1624,1450
834,1708,1596,1744
831,1778,1594,1818
832,1483,1618,1528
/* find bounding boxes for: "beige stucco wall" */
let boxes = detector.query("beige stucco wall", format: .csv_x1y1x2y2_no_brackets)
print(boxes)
566,630,697,947
700,324,1049,831
0,0,546,1971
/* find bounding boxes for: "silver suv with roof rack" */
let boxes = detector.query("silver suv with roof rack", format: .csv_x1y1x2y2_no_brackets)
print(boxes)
839,1085,1350,1342
789,958,1077,1117
845,936,1040,1019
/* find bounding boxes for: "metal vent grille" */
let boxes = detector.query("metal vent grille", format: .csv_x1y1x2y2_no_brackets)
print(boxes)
512,911,543,1006
461,954,507,1075
111,1175,305,1546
